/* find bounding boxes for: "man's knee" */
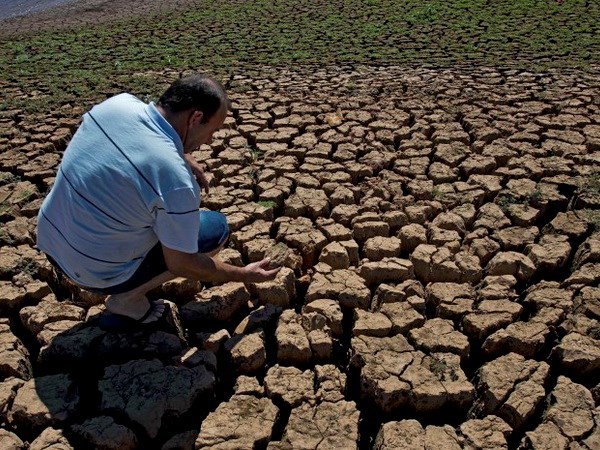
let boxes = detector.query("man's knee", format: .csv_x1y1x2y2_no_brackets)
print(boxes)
198,210,230,254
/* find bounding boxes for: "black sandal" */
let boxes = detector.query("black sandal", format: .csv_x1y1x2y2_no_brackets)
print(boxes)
96,300,170,331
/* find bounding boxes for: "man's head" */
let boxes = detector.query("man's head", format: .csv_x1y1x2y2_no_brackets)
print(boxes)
157,73,229,151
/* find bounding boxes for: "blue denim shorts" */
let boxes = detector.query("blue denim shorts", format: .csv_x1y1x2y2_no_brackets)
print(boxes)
48,210,229,295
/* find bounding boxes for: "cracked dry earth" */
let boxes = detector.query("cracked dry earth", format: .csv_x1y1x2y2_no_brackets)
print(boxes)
1,65,600,449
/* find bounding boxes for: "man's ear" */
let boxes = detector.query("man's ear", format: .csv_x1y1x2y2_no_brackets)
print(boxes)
192,110,204,125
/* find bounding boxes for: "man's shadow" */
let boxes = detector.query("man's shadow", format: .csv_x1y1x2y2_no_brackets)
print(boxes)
3,271,218,450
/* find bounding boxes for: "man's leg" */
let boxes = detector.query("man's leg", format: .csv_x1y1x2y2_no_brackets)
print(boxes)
105,243,226,321
104,271,174,321
104,210,230,322
104,243,227,321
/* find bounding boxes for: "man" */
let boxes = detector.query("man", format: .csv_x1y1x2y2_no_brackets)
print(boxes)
37,73,279,328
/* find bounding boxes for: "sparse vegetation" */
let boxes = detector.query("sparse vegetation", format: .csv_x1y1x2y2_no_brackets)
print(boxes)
526,188,543,205
0,202,12,217
13,189,35,204
0,0,598,112
585,209,600,232
429,356,459,382
0,173,21,185
496,188,544,213
17,258,38,277
581,173,600,197
248,145,264,162
496,193,524,214
496,194,512,213
257,200,277,209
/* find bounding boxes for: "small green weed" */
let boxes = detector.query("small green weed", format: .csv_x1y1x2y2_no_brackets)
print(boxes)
257,200,277,209
526,188,543,204
585,209,600,232
429,356,458,382
0,202,12,216
583,173,600,196
14,189,35,204
17,258,38,277
406,4,440,25
497,190,542,213
247,145,264,162
0,173,21,185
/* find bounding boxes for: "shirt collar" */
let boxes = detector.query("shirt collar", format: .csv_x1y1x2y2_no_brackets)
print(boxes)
145,101,184,155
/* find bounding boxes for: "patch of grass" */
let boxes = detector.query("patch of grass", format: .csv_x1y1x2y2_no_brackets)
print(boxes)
429,356,458,382
248,145,264,162
0,202,12,216
583,173,600,196
406,4,440,25
496,188,543,213
584,209,600,232
257,200,278,209
526,188,543,205
496,194,520,214
0,173,21,185
17,258,38,278
13,189,35,204
0,0,598,112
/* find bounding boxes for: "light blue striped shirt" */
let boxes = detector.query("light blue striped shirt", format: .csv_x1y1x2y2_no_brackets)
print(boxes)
37,93,200,288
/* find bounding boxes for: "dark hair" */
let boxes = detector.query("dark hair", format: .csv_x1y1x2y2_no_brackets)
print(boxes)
157,73,229,123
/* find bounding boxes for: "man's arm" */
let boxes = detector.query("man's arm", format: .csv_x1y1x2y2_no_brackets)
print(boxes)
162,245,280,283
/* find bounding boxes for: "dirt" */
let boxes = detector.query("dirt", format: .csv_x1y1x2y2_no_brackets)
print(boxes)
0,0,202,36
0,2,599,449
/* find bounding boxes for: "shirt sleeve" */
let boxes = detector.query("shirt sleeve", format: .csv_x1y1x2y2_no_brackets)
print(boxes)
152,187,200,253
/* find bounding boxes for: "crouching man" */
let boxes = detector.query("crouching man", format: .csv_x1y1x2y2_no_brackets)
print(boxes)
37,73,279,328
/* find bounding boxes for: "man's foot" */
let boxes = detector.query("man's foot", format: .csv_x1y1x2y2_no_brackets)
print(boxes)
105,295,166,323
98,298,170,332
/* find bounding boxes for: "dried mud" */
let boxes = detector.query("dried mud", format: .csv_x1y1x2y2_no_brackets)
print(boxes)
0,40,599,450
0,0,201,36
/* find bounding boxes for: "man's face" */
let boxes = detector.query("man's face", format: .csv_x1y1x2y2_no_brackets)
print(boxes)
184,105,227,152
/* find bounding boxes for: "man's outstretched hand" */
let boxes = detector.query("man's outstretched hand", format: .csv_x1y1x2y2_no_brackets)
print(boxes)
242,258,281,283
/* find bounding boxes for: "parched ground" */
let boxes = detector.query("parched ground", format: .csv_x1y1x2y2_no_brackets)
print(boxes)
1,1,600,449
0,0,206,36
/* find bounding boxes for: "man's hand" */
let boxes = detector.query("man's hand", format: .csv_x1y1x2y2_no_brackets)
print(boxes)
163,246,281,284
241,259,281,283
184,154,210,194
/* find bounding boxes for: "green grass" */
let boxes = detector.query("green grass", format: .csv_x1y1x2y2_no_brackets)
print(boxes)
257,200,278,209
0,173,21,185
429,356,459,382
17,257,39,277
0,202,11,216
585,209,600,232
13,189,34,203
250,148,264,162
583,173,600,196
0,0,598,111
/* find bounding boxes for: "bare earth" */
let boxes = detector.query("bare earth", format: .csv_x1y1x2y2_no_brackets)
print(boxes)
0,0,202,36
0,3,599,450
